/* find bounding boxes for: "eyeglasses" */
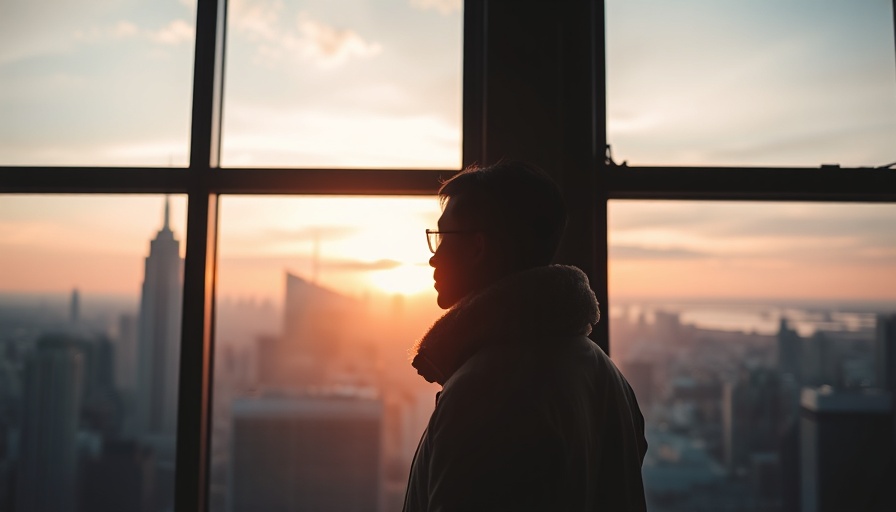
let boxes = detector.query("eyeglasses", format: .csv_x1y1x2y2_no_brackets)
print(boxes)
425,229,477,254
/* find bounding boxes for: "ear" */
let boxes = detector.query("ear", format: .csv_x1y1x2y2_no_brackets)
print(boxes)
468,232,489,264
472,232,508,273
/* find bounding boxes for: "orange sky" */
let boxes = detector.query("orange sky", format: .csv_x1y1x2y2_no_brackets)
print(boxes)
1,196,895,305
2,2,895,304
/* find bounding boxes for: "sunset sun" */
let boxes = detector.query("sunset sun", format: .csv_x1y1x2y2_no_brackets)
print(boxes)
368,264,434,296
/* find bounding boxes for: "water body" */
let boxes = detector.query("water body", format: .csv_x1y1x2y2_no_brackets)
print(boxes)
611,299,896,337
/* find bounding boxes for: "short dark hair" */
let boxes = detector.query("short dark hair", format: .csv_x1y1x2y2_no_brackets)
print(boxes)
438,161,567,270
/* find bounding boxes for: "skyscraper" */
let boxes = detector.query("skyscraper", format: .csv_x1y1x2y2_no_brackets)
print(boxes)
284,271,355,363
230,393,383,512
16,335,84,512
876,313,896,390
777,317,801,381
135,197,183,446
116,313,138,394
800,387,896,512
69,288,80,326
258,272,357,389
802,332,839,387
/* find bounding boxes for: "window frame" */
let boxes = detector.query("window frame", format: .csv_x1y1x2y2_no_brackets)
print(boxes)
1,1,894,510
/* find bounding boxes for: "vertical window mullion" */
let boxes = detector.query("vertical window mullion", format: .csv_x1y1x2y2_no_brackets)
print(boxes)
594,0,610,355
177,0,227,510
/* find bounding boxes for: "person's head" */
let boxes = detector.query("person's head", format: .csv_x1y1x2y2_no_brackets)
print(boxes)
428,161,567,309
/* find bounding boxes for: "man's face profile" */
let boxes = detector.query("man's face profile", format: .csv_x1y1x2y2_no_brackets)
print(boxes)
429,196,484,309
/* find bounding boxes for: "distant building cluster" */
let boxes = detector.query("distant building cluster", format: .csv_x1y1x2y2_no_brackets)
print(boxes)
613,306,896,512
0,199,183,512
210,270,433,512
1,198,894,512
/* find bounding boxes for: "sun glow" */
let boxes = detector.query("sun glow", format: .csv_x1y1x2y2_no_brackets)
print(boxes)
368,264,434,296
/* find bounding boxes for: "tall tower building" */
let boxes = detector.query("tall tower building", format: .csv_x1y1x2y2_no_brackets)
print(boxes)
802,332,838,387
69,288,80,326
116,313,138,394
16,334,84,512
777,317,801,381
135,197,183,446
876,313,896,390
284,271,355,363
259,272,356,388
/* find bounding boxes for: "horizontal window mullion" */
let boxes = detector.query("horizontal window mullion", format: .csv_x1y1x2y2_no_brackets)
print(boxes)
0,168,191,194
5,166,894,201
605,166,896,202
209,168,457,196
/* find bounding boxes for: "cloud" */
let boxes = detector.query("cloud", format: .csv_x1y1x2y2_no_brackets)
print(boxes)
324,258,402,271
294,14,381,65
74,19,194,46
230,0,283,42
605,1,896,168
410,0,462,16
697,205,896,246
219,255,402,271
611,202,896,248
610,245,710,261
112,21,140,39
148,19,195,45
264,226,358,242
217,226,360,259
230,1,381,68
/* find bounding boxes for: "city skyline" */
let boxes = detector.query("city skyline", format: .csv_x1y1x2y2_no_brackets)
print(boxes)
0,208,892,511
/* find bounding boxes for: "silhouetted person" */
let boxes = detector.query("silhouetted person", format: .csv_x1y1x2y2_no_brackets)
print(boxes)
403,162,648,511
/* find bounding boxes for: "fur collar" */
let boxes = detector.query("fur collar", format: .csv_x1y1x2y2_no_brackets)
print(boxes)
410,265,600,385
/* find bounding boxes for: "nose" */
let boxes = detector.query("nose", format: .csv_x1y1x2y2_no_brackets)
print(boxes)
429,253,437,268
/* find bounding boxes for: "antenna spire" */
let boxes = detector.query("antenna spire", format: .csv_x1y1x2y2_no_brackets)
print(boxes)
163,195,171,230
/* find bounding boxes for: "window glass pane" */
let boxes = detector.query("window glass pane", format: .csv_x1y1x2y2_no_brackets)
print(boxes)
606,0,896,167
608,200,896,511
0,195,187,512
221,0,463,168
0,2,196,166
211,196,444,511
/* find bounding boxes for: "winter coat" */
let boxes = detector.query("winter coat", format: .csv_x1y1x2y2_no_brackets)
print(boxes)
403,265,648,512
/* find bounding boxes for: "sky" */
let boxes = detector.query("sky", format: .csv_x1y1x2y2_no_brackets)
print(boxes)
609,201,896,301
606,0,896,167
1,0,895,305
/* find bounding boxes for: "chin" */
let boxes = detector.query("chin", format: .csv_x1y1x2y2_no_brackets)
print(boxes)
435,293,453,310
435,290,459,310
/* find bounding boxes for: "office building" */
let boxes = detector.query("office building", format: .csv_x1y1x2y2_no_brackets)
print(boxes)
777,318,801,380
800,387,896,512
79,440,156,512
16,335,84,512
876,313,896,390
259,272,357,389
230,393,383,512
